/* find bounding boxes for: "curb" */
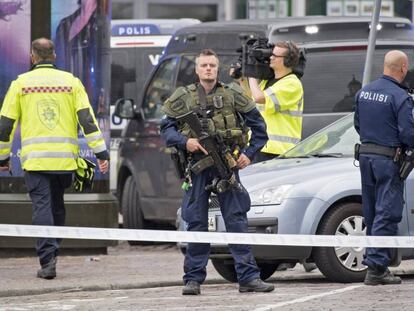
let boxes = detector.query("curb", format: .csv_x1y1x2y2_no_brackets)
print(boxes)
0,278,228,298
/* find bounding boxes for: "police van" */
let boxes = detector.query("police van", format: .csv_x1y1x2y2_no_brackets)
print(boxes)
114,16,414,232
110,19,200,192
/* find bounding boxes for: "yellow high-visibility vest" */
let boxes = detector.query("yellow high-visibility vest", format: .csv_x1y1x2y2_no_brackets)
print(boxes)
0,63,106,171
258,74,304,155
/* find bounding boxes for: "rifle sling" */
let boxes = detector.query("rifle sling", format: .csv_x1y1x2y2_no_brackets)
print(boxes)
197,84,210,133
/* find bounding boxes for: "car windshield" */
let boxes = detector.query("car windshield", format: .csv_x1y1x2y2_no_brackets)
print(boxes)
281,113,359,158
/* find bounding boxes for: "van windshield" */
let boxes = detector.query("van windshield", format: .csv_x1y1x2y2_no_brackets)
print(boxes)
302,46,414,113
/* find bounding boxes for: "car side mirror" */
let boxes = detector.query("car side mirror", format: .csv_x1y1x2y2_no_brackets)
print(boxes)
114,98,136,119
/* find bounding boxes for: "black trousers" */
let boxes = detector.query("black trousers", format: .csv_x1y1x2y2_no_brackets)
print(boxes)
24,171,72,266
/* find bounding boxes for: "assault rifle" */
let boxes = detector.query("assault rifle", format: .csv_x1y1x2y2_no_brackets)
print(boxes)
177,111,241,194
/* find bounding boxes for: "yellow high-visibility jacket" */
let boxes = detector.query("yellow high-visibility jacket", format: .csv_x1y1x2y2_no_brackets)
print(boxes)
258,74,304,155
0,63,107,171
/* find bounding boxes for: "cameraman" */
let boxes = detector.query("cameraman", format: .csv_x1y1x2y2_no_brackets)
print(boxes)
248,41,304,162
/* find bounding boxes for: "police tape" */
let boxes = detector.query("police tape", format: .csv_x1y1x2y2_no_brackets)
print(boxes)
1,224,414,248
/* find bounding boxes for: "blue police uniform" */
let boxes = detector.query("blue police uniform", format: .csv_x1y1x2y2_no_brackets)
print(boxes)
161,103,267,285
354,75,414,272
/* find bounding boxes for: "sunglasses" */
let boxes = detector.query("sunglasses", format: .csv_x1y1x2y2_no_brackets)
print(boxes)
271,54,286,58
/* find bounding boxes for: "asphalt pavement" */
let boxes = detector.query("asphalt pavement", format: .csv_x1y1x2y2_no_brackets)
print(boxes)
1,242,414,298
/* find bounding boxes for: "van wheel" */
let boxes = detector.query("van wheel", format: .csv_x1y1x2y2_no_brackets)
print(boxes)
122,176,146,245
211,259,278,283
314,202,367,283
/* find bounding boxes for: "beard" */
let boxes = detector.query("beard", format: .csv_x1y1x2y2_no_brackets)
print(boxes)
201,77,216,83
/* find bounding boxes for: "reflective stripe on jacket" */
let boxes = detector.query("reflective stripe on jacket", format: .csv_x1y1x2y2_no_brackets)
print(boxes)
0,63,107,171
258,74,303,155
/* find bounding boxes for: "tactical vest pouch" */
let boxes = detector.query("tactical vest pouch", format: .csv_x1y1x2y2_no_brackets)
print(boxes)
224,114,237,128
169,147,187,179
212,114,225,130
225,152,237,169
190,155,214,175
217,129,243,139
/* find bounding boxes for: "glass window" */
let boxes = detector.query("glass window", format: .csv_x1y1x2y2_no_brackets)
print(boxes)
112,3,134,19
111,49,136,104
142,57,179,119
301,47,414,113
148,4,217,22
176,56,197,88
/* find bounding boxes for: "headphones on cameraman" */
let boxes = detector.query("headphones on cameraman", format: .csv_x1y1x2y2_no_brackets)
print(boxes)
283,41,299,69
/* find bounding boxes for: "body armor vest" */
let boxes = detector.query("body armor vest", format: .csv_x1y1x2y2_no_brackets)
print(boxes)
163,82,252,149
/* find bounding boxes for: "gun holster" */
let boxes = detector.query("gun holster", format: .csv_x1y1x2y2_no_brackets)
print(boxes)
170,147,187,179
354,143,361,161
399,148,414,180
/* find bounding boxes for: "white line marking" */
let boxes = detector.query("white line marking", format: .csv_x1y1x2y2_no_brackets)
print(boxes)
254,285,363,311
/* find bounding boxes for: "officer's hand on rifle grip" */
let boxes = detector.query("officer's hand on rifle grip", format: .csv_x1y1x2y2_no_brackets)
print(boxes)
186,138,208,155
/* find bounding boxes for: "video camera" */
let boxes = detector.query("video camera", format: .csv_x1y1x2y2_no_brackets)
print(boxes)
231,37,306,80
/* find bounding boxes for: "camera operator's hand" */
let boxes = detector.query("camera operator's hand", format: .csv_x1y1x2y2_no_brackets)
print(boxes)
229,62,242,79
186,138,208,155
248,78,265,104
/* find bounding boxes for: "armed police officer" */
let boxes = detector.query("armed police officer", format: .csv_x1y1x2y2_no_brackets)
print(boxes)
161,49,272,295
248,41,304,162
355,50,414,285
0,38,109,279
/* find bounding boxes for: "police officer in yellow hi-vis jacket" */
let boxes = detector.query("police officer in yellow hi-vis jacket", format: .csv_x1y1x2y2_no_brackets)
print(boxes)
0,38,109,279
249,41,304,162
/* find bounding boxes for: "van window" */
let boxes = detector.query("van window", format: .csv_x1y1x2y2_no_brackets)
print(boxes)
301,47,414,113
142,57,179,119
111,50,136,104
177,56,198,87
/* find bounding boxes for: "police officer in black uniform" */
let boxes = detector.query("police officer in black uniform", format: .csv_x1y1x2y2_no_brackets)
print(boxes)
161,49,272,295
355,50,414,285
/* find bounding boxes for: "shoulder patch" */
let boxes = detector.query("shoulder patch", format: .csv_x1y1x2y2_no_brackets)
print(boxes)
168,87,188,102
226,82,244,95
224,82,256,113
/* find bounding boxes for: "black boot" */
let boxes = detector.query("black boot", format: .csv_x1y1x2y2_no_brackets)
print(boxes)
364,268,401,286
239,278,275,293
37,258,57,279
182,281,200,295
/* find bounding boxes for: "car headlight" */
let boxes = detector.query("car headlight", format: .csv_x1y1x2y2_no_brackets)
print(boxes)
250,185,293,205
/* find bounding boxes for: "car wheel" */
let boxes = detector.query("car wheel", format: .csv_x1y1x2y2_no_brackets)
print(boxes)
314,202,367,283
122,176,146,245
211,259,278,283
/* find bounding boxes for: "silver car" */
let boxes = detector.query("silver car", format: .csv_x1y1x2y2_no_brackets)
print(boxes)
177,114,414,283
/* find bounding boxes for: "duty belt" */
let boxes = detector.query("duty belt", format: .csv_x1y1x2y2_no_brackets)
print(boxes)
355,143,400,161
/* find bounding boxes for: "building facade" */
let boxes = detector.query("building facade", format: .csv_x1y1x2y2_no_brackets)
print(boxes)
112,0,413,21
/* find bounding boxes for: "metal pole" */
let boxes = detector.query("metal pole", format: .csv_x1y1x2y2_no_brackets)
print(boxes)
362,0,382,86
